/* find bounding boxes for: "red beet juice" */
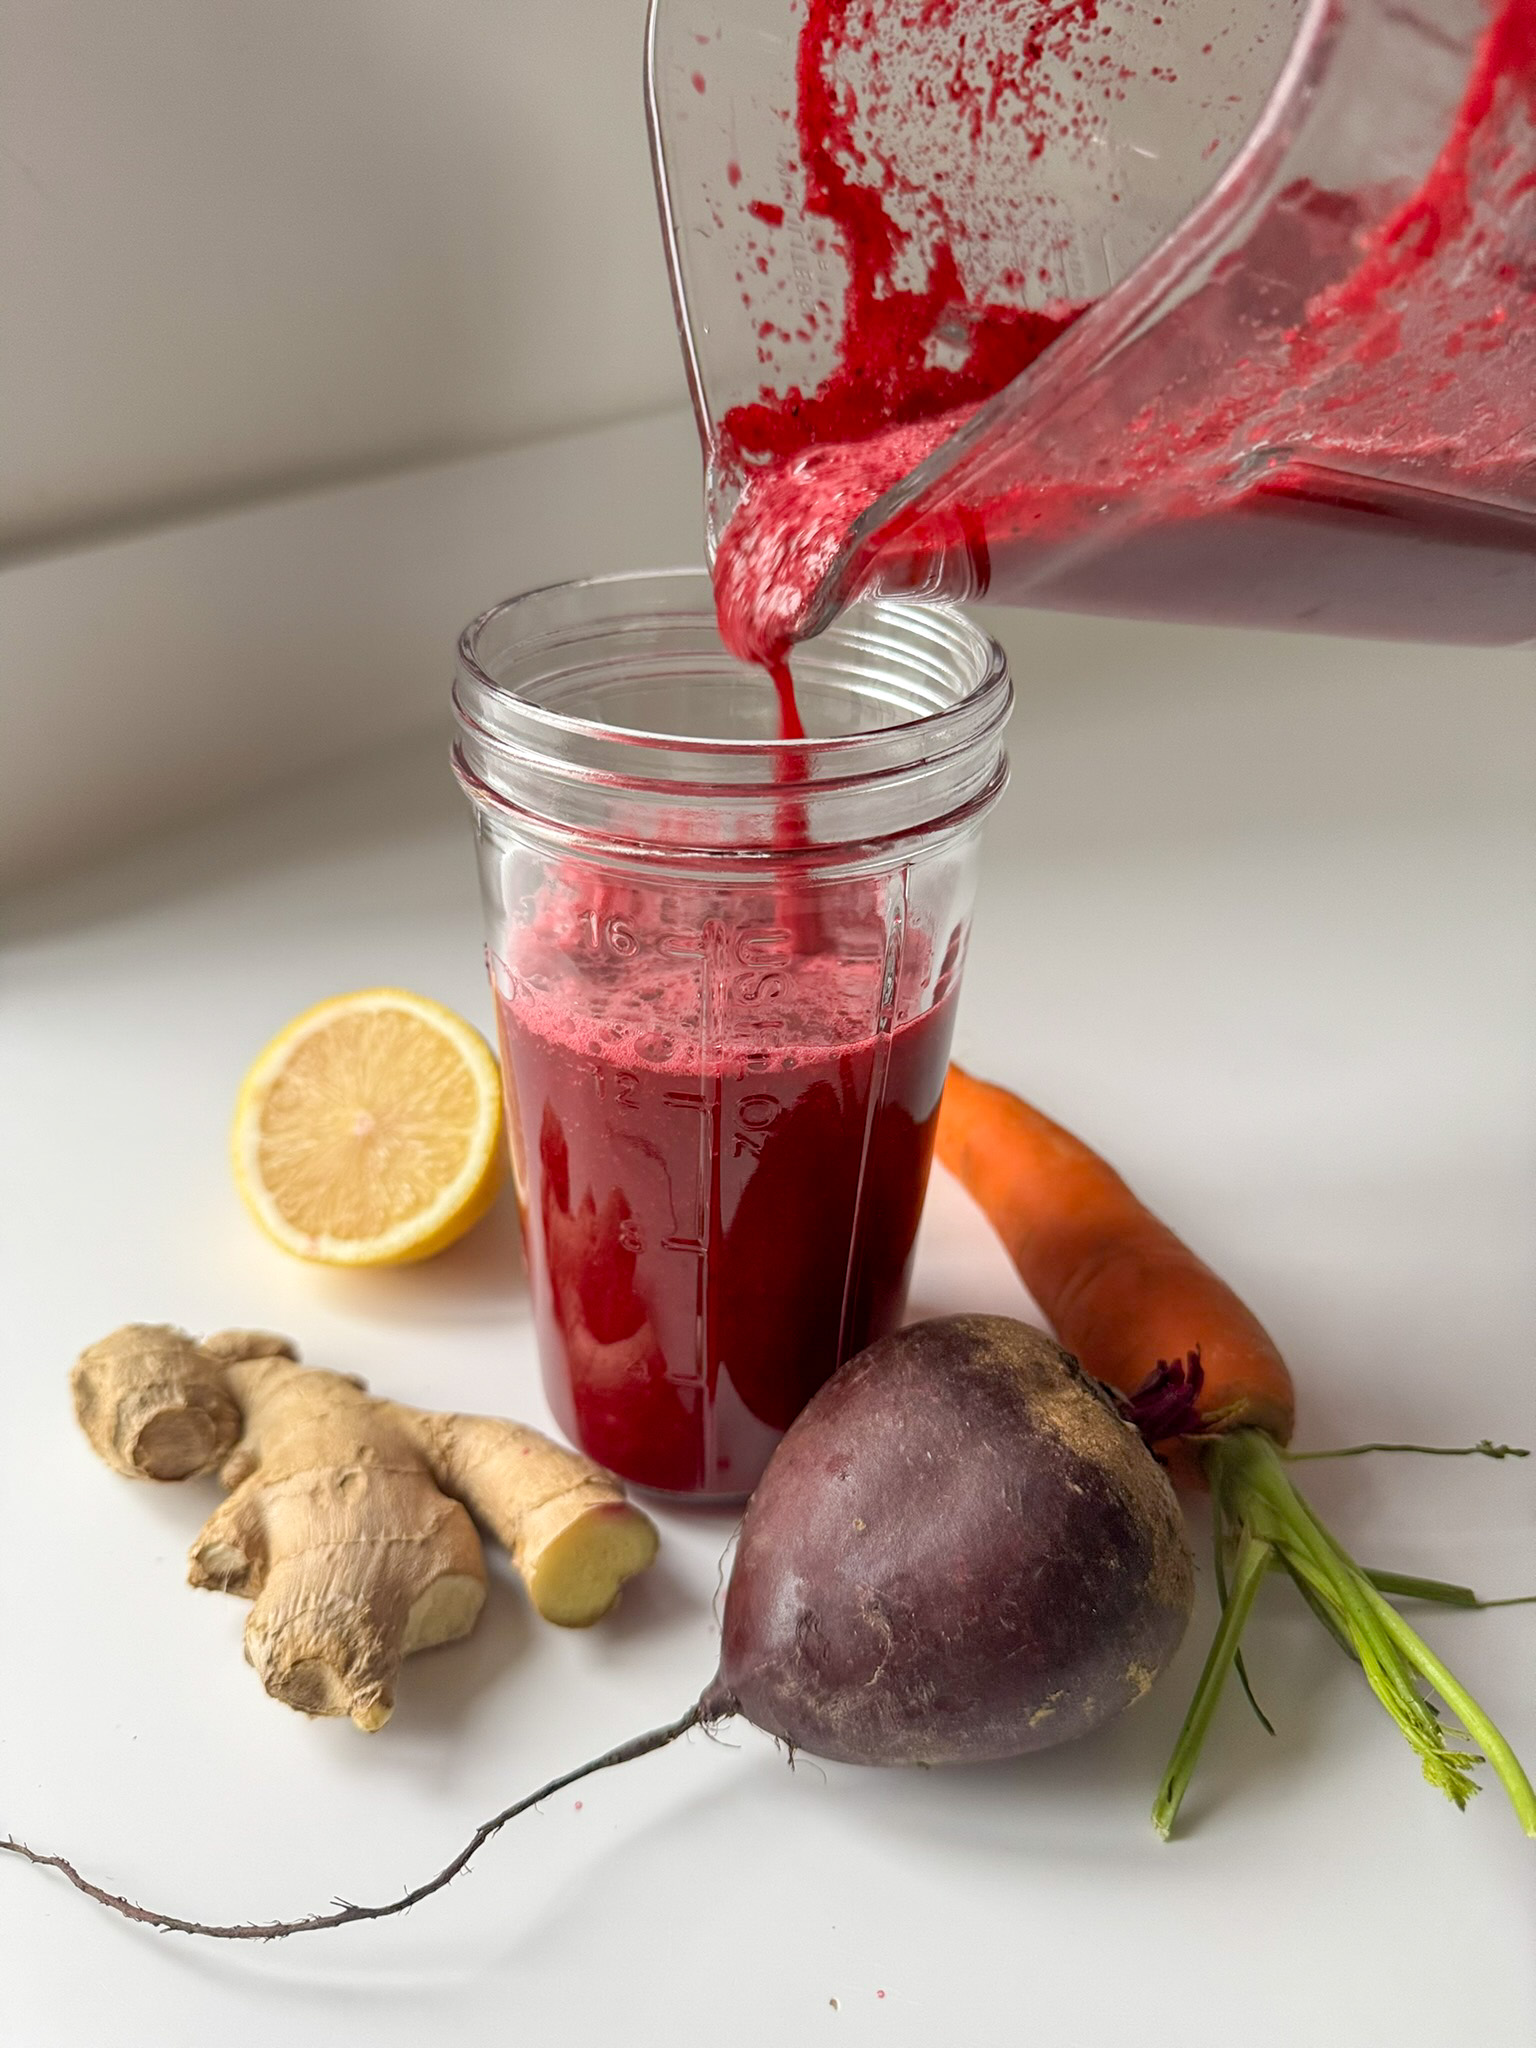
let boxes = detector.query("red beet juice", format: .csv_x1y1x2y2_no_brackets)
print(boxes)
496,922,956,1499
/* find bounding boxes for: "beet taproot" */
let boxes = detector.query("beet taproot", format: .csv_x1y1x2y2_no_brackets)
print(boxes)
703,1314,1194,1763
5,1314,1195,1938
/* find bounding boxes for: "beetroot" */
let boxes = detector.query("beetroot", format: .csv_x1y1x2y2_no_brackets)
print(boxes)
704,1314,1194,1763
6,1315,1195,1939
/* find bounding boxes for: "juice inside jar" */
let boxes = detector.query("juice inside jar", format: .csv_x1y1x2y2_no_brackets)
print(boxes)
494,879,957,1499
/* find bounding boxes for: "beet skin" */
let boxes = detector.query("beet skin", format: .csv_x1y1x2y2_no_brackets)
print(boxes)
704,1314,1194,1765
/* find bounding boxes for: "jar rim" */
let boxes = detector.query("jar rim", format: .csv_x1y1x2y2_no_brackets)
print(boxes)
455,566,1009,758
451,568,1011,860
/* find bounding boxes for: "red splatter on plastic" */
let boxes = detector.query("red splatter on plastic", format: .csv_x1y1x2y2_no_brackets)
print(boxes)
720,0,1088,468
747,199,786,226
691,71,707,94
712,0,1536,669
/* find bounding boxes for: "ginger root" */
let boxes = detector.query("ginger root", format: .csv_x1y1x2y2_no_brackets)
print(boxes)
71,1324,659,1730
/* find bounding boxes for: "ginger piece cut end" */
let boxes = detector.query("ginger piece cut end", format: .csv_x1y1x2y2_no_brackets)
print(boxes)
526,1503,661,1627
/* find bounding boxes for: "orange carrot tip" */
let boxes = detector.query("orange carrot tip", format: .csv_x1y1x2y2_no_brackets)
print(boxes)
937,1064,1536,1841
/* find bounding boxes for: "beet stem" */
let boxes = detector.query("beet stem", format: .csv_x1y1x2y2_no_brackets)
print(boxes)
1,1701,707,1940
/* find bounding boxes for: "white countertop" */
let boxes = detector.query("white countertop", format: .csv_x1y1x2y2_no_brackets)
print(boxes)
4,605,1534,2046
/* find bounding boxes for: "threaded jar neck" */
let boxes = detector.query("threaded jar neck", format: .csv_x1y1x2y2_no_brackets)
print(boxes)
452,569,1010,869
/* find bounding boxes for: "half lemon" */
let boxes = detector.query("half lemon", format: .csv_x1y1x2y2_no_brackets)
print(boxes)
232,989,505,1265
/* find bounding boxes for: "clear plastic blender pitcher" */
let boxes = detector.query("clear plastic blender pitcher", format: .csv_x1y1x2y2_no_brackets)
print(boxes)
648,0,1536,645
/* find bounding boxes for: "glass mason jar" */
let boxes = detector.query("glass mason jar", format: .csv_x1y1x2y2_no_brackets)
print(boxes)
453,569,1010,1503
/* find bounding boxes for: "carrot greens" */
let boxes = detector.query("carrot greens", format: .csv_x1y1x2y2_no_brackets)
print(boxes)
1154,1429,1536,1840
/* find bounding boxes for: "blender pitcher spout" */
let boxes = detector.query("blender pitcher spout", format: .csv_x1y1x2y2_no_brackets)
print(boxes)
648,0,1536,648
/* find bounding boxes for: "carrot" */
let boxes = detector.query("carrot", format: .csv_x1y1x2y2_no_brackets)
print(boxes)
937,1062,1536,1840
937,1066,1294,1446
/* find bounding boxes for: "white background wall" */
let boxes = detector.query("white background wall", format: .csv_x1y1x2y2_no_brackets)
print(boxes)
2,0,706,887
2,0,686,557
0,416,703,885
